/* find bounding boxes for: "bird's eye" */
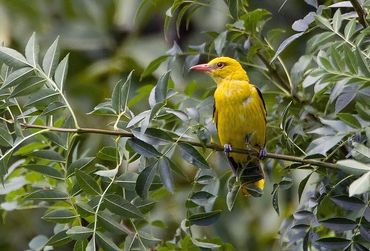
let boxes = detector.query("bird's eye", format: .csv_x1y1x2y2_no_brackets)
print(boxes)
216,62,225,68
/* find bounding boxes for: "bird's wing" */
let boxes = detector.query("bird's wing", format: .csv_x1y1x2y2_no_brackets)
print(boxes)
213,102,218,129
255,86,267,121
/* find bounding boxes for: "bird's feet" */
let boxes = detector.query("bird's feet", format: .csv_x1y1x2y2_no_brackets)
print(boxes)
224,144,233,156
258,148,267,160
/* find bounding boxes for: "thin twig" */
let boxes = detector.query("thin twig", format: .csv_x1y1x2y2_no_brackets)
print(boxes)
11,121,339,170
349,0,368,28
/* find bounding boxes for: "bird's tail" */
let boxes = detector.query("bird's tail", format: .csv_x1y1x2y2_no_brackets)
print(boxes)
228,156,265,197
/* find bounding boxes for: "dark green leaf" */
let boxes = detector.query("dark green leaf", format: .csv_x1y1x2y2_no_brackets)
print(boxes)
98,211,133,235
330,195,365,211
73,240,88,251
315,237,351,250
32,150,64,162
104,194,144,218
226,178,240,211
0,127,13,147
25,32,39,67
320,217,357,231
214,31,227,55
190,191,215,207
75,170,102,195
189,210,221,226
158,157,174,193
344,19,356,40
154,71,170,104
0,47,29,68
3,67,34,88
135,164,157,198
356,48,370,77
111,71,133,114
41,102,66,116
10,77,45,98
25,189,68,200
298,173,312,202
332,9,342,32
271,183,279,214
96,231,121,251
42,36,60,77
68,157,95,172
127,138,161,158
25,89,59,107
141,55,169,80
24,164,63,180
271,32,304,63
360,226,370,241
54,53,69,91
131,128,173,145
97,147,118,162
315,15,332,30
47,230,72,247
178,143,209,169
66,226,93,241
42,209,77,223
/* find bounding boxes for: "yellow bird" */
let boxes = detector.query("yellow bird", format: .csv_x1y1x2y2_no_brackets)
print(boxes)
191,57,266,196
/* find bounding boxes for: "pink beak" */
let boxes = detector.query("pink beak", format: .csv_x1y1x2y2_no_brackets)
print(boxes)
190,64,212,72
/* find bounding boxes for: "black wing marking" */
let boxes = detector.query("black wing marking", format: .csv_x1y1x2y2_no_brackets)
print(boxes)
256,87,266,113
213,101,218,129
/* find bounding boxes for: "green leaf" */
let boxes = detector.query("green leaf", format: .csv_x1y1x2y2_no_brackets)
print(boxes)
96,231,121,251
131,128,173,145
158,157,174,193
332,9,342,32
66,226,93,241
178,143,209,169
190,191,215,207
336,91,357,113
98,211,133,235
214,31,227,55
14,142,47,156
337,159,370,175
154,71,170,105
75,170,102,195
127,138,161,158
42,36,60,77
0,47,29,68
41,102,67,116
315,15,332,30
25,89,59,108
104,194,144,218
25,32,39,67
315,237,351,250
355,48,370,77
189,210,221,226
351,142,370,163
135,164,157,199
97,147,118,162
349,172,370,196
344,19,356,40
226,178,240,211
42,209,77,223
271,183,279,214
337,113,361,128
111,71,133,114
29,235,48,251
320,217,357,231
330,195,365,211
10,77,45,98
3,67,34,88
74,240,88,251
32,150,64,162
68,157,95,172
0,126,13,147
54,53,69,91
140,55,169,80
25,189,68,200
24,164,63,180
298,173,312,202
271,32,304,63
47,230,72,247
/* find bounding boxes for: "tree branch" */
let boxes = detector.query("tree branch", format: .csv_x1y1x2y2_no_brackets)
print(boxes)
349,0,368,28
17,122,338,170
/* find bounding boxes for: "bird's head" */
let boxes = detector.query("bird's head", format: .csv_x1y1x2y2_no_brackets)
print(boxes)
190,57,249,82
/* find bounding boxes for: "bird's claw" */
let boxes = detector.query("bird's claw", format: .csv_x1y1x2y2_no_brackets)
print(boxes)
258,148,267,160
224,144,232,154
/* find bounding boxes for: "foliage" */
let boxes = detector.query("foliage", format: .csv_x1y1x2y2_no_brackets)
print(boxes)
0,0,370,250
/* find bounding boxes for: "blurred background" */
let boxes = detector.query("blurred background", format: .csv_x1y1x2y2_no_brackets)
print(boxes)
0,0,313,250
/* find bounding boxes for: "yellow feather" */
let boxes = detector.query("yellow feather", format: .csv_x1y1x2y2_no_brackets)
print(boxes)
194,57,267,195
